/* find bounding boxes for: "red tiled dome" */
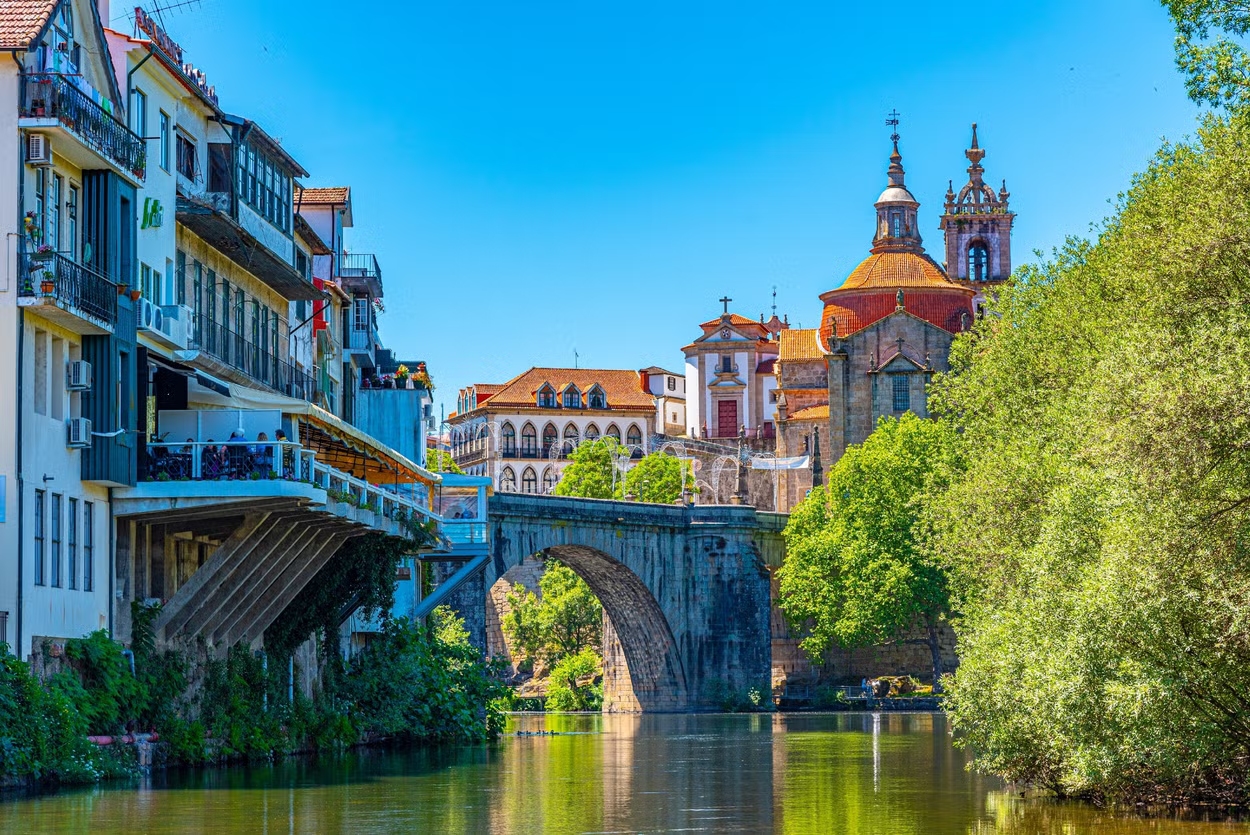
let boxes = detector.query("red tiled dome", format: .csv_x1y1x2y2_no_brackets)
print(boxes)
819,251,974,341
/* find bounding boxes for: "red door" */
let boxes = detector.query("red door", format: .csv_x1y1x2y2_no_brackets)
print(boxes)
717,400,738,439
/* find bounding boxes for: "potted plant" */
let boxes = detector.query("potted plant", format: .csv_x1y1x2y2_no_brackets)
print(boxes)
40,270,55,295
31,243,54,261
129,289,142,302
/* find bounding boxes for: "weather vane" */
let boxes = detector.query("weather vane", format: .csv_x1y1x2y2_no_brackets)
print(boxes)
886,109,900,144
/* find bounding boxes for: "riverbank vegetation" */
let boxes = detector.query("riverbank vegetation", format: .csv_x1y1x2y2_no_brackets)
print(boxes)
0,601,504,788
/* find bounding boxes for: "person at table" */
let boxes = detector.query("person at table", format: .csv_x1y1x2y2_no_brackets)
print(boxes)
252,432,274,474
226,429,249,477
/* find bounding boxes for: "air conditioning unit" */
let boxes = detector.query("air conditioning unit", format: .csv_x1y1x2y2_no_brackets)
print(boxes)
158,304,192,349
67,417,91,449
26,134,52,167
137,298,164,334
66,360,92,391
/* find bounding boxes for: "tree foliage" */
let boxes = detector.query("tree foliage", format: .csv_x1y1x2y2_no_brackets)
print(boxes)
544,648,603,712
776,414,961,689
1165,0,1250,108
425,449,464,474
502,561,603,665
552,438,621,499
931,110,1250,804
621,452,695,503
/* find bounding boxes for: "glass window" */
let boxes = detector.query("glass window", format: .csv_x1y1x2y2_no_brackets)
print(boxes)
562,388,580,409
175,249,186,305
521,468,537,494
627,425,642,447
542,423,557,455
892,375,910,412
588,388,606,409
521,424,537,454
500,467,517,493
67,497,77,590
132,89,147,137
542,468,558,493
585,424,600,441
83,501,93,591
667,377,675,391
562,424,578,456
538,386,556,408
67,184,78,261
34,168,45,246
47,174,60,252
140,263,153,302
501,422,516,455
33,489,45,586
606,424,621,442
176,132,197,180
50,493,61,588
159,111,170,171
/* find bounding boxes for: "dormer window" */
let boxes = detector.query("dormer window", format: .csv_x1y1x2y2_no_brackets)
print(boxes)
587,385,607,409
537,384,557,408
562,387,581,409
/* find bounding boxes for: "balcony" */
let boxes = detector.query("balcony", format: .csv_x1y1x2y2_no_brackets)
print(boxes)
344,326,377,368
339,253,382,297
185,314,317,402
19,73,146,182
18,252,117,334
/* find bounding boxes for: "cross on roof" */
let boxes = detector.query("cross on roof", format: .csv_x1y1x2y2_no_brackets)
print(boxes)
886,109,901,144
719,296,733,314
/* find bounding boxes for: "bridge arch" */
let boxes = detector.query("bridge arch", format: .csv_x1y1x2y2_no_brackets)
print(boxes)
541,544,688,712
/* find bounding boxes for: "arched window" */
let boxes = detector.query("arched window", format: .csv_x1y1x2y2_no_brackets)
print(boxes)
562,386,581,409
542,423,558,456
606,424,621,442
537,384,557,408
542,467,558,493
501,422,516,456
890,210,902,237
627,424,642,447
521,423,537,456
967,242,989,282
584,423,600,441
563,423,579,457
521,467,538,494
500,466,517,493
587,385,606,409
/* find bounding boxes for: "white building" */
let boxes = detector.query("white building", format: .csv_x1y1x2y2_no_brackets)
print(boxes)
639,366,685,437
449,368,655,494
682,307,785,441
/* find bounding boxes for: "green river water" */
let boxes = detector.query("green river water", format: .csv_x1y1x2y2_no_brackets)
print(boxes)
1,712,1246,833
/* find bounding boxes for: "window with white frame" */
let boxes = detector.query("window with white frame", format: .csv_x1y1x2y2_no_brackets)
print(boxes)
159,111,170,172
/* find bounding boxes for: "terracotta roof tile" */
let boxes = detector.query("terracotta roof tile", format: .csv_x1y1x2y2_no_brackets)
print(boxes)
819,251,974,340
788,404,829,421
778,329,825,362
834,251,960,292
756,358,776,374
467,367,653,411
298,187,350,205
0,0,55,49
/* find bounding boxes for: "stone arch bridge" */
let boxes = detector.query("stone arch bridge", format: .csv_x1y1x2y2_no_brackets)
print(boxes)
427,494,788,712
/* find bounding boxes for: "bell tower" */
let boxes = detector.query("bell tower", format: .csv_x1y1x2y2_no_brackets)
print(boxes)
871,113,925,256
939,124,1015,288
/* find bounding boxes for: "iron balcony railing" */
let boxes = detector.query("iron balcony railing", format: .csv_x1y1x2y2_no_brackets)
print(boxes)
339,253,381,287
191,313,317,402
20,73,146,180
21,251,117,324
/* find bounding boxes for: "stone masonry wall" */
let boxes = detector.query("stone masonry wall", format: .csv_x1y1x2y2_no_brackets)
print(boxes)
484,555,546,673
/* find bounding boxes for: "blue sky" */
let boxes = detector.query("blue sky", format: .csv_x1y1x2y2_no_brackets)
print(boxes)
116,1,1201,419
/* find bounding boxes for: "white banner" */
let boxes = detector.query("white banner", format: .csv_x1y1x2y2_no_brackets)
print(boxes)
751,455,810,471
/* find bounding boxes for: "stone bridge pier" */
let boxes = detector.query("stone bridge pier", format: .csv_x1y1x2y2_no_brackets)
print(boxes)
485,495,778,712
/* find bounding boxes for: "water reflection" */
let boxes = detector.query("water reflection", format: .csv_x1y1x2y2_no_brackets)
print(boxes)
0,712,1243,834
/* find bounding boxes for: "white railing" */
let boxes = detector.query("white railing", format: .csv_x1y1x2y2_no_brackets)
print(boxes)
144,441,490,546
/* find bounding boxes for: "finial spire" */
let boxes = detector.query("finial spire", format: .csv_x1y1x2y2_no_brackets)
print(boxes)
965,122,986,183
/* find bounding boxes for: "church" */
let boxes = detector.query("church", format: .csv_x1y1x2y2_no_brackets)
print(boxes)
682,125,1015,510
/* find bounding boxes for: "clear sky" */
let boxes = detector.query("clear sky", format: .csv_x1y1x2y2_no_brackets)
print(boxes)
113,0,1201,420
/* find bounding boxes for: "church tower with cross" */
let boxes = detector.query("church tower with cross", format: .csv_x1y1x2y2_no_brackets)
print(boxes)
939,124,1015,290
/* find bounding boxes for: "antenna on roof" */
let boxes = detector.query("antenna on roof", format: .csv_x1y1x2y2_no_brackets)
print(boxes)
772,285,777,317
131,0,204,30
574,349,579,369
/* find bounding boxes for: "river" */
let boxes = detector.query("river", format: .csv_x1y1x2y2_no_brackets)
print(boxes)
2,712,1245,833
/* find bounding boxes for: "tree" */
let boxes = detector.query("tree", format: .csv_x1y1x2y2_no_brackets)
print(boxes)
1164,0,1250,109
502,560,603,665
621,452,696,504
776,414,961,690
425,449,463,474
928,108,1250,802
552,438,621,499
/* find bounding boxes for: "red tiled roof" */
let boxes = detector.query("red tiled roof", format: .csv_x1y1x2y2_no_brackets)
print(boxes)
466,367,653,411
778,328,825,361
0,0,56,49
788,404,829,421
756,358,776,374
298,187,350,205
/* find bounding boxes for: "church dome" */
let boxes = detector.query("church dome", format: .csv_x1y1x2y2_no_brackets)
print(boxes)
818,138,975,343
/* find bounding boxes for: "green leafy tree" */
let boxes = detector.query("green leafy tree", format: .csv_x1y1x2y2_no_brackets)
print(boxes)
776,414,961,690
503,561,603,664
425,448,464,474
621,452,696,503
1164,0,1250,108
544,648,603,712
552,437,621,499
928,107,1250,802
